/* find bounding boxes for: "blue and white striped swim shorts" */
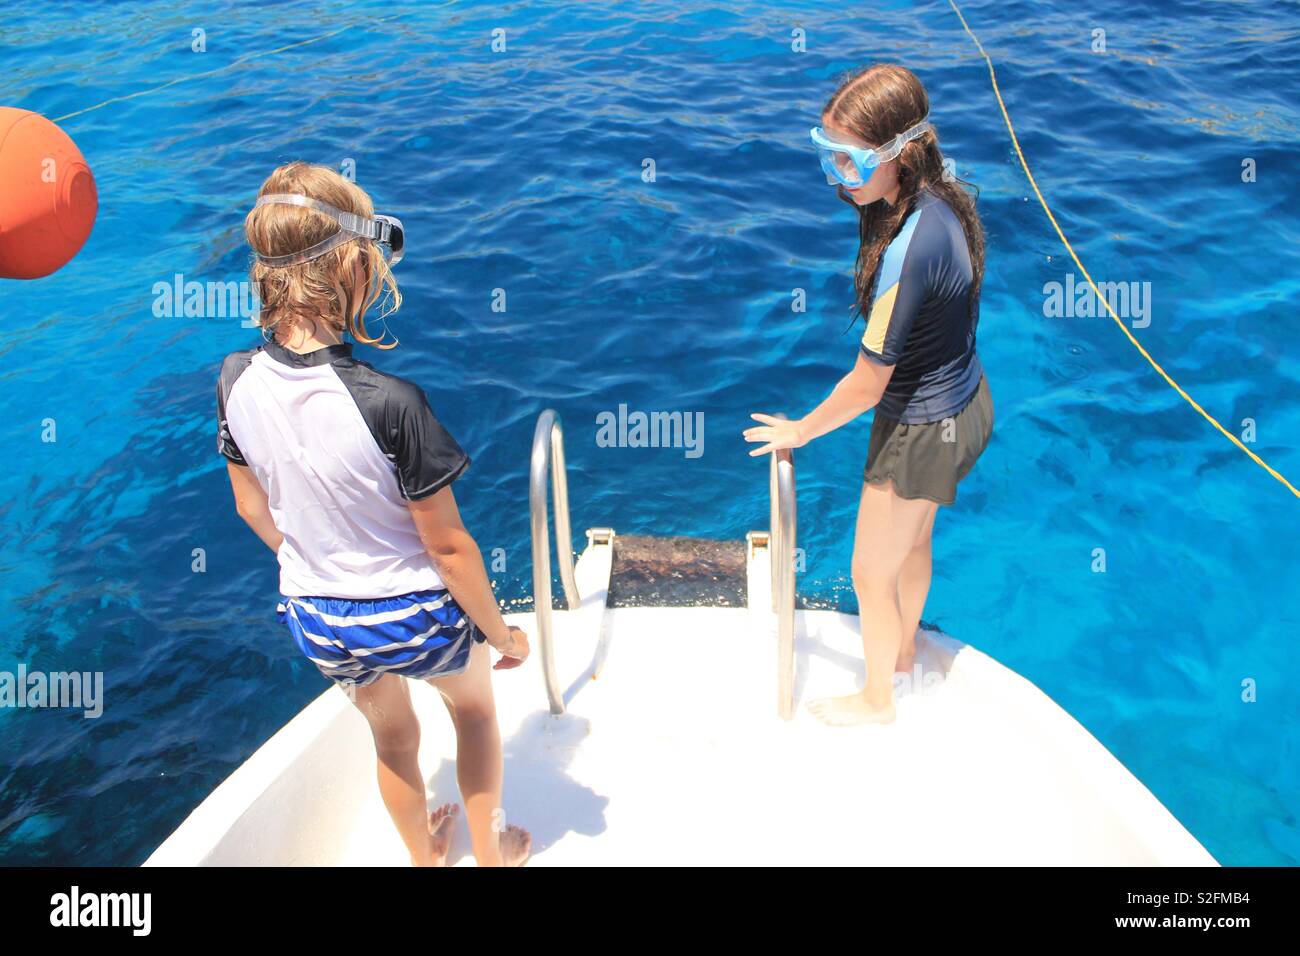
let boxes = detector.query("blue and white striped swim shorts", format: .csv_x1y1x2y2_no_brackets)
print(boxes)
277,588,487,687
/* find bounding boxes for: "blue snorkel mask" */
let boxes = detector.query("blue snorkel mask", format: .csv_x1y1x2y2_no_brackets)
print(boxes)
809,117,933,189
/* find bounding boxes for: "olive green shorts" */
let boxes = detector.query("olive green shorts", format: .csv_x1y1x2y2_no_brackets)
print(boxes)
864,375,994,505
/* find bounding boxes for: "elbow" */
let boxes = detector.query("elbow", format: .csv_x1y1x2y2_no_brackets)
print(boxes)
842,373,882,411
235,501,266,525
849,384,881,411
425,531,477,573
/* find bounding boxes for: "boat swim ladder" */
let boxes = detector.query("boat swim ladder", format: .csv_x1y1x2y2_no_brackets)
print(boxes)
769,437,798,721
529,407,796,720
530,409,581,715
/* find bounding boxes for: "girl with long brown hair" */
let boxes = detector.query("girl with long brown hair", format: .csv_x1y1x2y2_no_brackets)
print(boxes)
745,64,994,726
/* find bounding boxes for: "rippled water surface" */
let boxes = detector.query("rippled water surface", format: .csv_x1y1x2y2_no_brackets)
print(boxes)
1,0,1297,864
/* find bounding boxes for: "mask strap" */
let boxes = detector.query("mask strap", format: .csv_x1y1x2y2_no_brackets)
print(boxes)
876,117,932,163
250,194,382,268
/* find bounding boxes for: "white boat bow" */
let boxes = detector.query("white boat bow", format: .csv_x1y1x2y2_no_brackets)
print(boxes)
146,411,1215,867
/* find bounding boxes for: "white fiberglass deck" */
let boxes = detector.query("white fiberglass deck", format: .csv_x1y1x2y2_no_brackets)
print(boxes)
146,541,1215,867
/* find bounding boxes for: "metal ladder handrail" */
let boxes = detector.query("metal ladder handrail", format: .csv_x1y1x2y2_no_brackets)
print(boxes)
530,409,581,715
770,438,797,720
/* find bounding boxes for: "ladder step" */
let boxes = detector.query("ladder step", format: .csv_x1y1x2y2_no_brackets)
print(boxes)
607,534,747,608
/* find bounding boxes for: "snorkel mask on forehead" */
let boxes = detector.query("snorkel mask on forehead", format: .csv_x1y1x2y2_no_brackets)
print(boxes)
251,193,405,267
809,116,933,189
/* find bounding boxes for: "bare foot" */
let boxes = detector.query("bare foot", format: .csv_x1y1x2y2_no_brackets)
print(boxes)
499,824,532,867
808,691,896,727
422,802,458,866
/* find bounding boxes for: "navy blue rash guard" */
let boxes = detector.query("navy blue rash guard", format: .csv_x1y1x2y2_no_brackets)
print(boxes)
858,187,983,423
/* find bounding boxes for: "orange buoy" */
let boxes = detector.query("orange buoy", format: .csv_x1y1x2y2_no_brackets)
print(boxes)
0,108,97,279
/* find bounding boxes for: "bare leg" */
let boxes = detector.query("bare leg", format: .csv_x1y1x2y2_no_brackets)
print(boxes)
809,480,936,727
347,674,455,866
896,505,938,673
429,640,531,867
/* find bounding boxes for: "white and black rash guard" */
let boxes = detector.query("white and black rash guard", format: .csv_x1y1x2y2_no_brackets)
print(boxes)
216,338,470,599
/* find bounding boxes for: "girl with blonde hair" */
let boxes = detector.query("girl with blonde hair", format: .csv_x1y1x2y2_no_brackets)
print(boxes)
217,162,531,866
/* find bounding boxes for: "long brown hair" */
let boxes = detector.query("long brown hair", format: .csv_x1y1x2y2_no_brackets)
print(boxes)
245,162,401,348
823,65,984,327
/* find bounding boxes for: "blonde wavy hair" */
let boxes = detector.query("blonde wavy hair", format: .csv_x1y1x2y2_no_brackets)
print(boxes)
245,162,401,348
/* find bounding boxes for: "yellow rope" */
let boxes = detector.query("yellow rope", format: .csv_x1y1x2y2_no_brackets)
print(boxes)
946,0,1298,499
52,15,402,123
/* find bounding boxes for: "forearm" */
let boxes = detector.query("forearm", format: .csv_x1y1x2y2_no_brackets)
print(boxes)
428,532,510,646
239,508,283,553
797,371,880,445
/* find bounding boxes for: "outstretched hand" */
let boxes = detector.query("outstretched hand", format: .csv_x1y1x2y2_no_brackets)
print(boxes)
743,414,804,457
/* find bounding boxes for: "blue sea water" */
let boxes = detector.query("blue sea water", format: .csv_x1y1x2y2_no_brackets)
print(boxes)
0,0,1296,865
